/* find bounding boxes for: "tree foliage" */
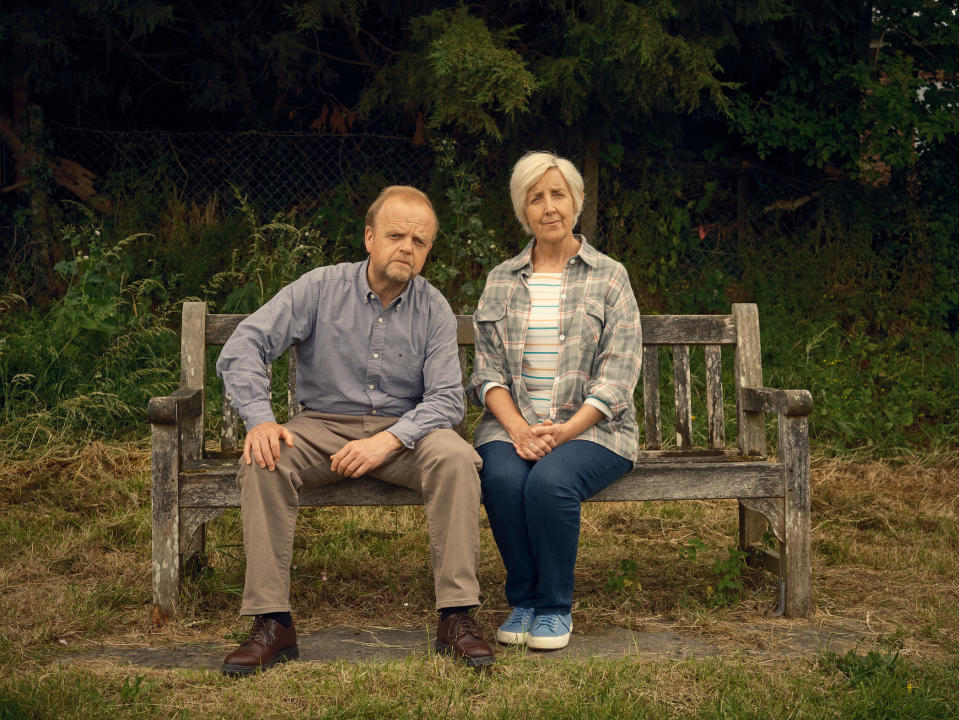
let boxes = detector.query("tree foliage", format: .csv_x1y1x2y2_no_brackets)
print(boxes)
728,0,959,181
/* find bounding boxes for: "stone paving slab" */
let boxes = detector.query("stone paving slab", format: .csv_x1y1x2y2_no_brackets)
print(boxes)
60,621,870,671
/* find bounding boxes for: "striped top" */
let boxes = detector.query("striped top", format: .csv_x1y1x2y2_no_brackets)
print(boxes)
522,273,563,420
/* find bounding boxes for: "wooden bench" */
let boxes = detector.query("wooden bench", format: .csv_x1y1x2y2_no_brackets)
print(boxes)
148,301,812,625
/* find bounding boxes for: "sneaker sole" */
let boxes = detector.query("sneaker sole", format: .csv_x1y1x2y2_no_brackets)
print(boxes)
495,628,528,645
221,644,300,676
526,633,571,650
435,640,496,667
526,622,572,651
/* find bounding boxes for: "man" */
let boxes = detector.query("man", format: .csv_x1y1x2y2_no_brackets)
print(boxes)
216,186,494,674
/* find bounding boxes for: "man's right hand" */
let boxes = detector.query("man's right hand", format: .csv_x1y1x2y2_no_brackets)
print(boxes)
243,421,295,470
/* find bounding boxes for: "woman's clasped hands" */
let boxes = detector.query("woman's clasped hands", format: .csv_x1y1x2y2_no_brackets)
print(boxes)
511,418,573,461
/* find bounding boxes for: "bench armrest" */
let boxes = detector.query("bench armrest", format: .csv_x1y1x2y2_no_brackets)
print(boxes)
147,387,204,425
741,386,813,417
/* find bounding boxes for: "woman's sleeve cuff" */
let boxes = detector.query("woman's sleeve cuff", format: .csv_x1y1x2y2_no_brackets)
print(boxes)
584,396,613,420
480,381,509,406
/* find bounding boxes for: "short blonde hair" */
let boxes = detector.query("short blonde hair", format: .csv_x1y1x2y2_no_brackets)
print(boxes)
365,185,438,240
509,152,585,235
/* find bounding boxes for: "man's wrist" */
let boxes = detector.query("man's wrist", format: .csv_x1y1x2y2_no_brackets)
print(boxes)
379,430,404,451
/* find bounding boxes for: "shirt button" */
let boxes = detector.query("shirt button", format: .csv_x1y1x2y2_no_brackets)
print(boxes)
559,334,565,341
561,293,566,299
368,384,375,390
372,353,379,359
377,317,383,323
371,409,377,415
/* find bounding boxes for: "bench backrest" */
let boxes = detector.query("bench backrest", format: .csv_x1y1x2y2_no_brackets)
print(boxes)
178,302,766,462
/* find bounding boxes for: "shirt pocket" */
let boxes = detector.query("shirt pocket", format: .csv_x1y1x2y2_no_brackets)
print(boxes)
380,353,425,400
474,300,507,348
579,296,606,351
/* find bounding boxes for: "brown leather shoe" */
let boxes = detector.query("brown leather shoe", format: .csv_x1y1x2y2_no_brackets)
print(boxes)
221,616,299,676
435,612,495,667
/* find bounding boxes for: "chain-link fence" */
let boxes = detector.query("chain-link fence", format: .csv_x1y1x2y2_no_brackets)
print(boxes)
45,125,435,215
2,124,823,311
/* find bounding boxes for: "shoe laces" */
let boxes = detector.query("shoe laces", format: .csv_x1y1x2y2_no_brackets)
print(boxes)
536,614,564,632
448,613,481,640
505,607,534,627
247,616,269,645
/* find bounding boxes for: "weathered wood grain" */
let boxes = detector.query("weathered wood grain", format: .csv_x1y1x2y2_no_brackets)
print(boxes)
740,497,784,543
639,314,737,345
781,414,813,617
288,348,300,420
205,313,245,345
742,387,813,417
221,391,238,453
146,387,202,425
642,346,662,450
151,420,180,625
673,345,692,450
732,303,769,554
705,345,725,450
732,303,766,456
179,458,783,507
180,302,207,462
208,312,738,347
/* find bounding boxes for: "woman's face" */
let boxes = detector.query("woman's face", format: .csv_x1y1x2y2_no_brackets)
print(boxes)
524,168,577,244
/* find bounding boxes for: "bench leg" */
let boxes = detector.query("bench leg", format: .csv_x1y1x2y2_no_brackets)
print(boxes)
151,422,181,626
780,414,812,617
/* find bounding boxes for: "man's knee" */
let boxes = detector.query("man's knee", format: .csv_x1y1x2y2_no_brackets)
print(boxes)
420,429,482,472
237,458,302,498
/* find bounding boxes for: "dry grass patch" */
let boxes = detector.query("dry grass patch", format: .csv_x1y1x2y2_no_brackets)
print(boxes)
1,443,957,674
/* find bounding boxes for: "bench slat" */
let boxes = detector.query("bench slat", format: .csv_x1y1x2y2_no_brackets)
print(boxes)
642,346,662,450
179,458,782,507
181,303,207,461
221,392,239,453
705,344,725,450
673,345,692,449
288,348,300,419
640,314,736,345
206,312,738,347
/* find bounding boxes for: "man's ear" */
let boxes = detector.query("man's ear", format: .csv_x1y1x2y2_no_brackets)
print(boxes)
364,225,373,253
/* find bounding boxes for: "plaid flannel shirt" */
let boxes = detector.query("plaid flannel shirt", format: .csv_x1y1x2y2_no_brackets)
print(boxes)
466,236,642,462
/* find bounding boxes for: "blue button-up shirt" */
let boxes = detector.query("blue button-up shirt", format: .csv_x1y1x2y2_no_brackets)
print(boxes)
216,260,465,448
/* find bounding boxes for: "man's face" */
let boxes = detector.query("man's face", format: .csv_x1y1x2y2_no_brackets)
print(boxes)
365,194,436,287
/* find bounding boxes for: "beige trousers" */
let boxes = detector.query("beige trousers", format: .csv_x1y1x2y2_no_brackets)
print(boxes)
236,411,483,615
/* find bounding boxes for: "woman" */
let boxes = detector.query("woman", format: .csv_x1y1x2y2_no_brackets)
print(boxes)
467,151,641,650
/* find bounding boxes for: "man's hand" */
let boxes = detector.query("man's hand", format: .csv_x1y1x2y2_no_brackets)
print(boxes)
243,421,295,470
330,431,403,478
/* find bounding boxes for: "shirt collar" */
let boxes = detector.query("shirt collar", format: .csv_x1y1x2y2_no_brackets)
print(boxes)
356,258,414,309
503,234,599,275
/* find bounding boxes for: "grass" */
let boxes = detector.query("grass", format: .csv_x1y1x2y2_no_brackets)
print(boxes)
0,443,958,718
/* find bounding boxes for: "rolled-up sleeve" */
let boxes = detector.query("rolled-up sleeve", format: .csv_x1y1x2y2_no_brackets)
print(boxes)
215,275,318,429
584,265,642,418
388,293,465,448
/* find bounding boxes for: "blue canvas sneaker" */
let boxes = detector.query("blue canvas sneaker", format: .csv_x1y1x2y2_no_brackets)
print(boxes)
495,606,535,645
526,613,573,650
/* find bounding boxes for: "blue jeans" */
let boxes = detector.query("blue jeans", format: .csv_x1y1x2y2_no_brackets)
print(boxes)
477,440,633,614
